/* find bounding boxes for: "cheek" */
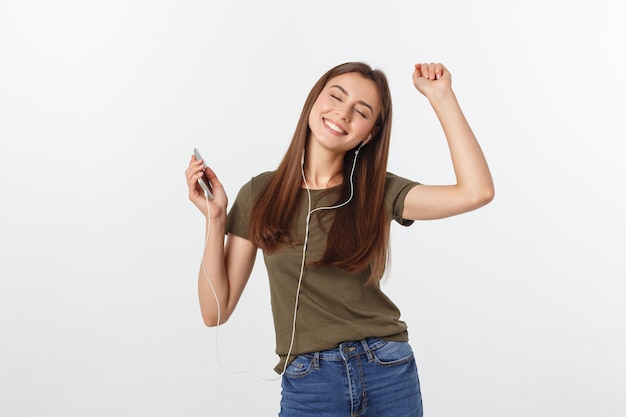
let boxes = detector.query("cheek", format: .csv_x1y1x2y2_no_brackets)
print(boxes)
354,119,376,134
309,99,324,120
307,106,317,128
308,98,332,128
311,96,330,113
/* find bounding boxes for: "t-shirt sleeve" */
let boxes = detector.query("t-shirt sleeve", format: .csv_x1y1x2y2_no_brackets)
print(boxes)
385,172,420,227
226,179,253,239
226,171,274,239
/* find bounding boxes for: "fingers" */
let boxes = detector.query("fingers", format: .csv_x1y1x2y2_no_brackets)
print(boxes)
185,155,207,191
414,62,447,80
185,154,227,212
187,154,221,186
202,164,220,187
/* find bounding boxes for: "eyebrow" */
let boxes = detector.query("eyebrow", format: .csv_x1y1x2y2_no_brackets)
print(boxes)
329,85,374,115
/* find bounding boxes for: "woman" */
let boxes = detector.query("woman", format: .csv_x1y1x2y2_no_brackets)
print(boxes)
185,61,494,417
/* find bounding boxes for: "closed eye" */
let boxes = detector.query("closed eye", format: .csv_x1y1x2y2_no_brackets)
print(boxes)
328,84,375,118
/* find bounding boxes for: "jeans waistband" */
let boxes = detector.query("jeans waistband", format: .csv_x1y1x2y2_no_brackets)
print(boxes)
303,337,389,363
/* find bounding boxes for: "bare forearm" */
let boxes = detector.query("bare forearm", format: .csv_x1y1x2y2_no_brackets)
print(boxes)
186,155,255,326
403,63,494,220
197,215,229,326
429,87,494,201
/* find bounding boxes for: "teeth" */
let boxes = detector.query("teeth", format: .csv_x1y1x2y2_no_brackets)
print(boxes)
325,119,345,134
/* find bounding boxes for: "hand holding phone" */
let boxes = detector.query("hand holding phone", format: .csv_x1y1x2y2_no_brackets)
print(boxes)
193,148,214,200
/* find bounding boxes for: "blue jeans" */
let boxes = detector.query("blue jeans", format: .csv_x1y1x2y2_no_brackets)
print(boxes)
280,338,423,417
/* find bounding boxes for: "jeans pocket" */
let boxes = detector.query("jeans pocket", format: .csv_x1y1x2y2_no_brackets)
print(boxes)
371,341,414,366
284,355,315,379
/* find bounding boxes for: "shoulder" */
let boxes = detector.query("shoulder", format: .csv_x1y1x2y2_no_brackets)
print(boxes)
228,171,276,234
250,171,276,191
384,172,420,226
236,171,276,198
384,172,420,194
236,171,275,202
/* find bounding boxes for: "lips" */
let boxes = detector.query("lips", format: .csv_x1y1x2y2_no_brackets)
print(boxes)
323,118,347,135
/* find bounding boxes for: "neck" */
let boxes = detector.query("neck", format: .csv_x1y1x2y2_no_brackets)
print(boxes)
302,145,345,189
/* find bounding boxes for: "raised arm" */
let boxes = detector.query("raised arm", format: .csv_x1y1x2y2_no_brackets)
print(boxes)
403,63,494,221
185,155,257,326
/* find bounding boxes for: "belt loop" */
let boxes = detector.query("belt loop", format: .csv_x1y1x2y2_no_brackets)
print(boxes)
361,339,374,362
313,351,320,370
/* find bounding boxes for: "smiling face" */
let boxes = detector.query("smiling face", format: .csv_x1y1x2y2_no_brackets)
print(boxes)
308,72,381,155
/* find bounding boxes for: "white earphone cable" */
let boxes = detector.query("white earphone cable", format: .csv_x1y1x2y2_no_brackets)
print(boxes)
199,143,364,379
281,144,364,373
200,194,280,381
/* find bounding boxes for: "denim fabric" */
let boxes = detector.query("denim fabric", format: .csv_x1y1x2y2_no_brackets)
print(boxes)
279,338,423,417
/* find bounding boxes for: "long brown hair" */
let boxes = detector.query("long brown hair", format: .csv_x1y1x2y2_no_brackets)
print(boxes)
248,62,393,285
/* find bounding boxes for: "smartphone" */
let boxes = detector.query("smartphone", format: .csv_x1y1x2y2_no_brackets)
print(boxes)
193,148,214,200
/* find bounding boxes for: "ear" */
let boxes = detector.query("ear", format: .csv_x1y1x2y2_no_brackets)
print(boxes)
363,126,379,145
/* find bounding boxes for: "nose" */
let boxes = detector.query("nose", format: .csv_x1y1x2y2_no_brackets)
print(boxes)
335,104,350,122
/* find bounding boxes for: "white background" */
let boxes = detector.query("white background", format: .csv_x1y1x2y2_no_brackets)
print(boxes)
1,1,625,416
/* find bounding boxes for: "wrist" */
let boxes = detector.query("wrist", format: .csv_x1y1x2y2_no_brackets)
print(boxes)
207,208,226,224
426,85,455,104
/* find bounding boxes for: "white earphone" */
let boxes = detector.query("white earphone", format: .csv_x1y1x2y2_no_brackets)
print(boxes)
284,143,365,370
200,143,364,380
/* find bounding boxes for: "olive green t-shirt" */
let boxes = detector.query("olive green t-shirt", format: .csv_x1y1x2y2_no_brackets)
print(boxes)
226,171,419,373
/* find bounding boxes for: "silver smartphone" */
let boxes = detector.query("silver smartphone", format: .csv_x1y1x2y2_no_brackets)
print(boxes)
193,148,214,200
